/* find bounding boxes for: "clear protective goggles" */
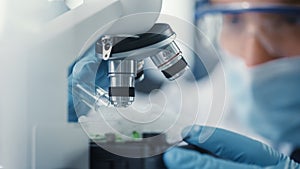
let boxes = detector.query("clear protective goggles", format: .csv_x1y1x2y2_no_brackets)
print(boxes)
195,2,300,58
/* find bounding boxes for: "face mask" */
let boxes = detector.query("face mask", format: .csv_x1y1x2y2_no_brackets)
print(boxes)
224,55,300,146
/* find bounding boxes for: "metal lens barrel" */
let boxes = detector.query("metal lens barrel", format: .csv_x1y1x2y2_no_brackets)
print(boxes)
96,23,189,108
108,59,137,107
151,41,188,81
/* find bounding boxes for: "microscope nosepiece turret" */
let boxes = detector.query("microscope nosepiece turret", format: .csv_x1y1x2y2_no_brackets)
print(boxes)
96,23,189,107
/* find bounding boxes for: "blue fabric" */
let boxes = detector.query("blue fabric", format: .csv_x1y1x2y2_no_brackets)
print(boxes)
163,125,300,169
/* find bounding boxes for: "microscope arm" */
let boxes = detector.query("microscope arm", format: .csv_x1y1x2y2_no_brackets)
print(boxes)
45,0,162,57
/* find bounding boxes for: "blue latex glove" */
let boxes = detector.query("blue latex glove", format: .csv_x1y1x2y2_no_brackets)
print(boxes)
68,44,109,122
163,125,300,169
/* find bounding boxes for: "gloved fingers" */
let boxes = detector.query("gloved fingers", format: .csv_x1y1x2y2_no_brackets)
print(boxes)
72,44,109,89
163,147,260,169
181,125,281,167
271,157,300,169
68,44,109,121
95,60,109,90
73,46,101,81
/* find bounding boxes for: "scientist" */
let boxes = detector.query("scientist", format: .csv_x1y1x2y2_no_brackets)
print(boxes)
68,0,300,168
163,0,300,168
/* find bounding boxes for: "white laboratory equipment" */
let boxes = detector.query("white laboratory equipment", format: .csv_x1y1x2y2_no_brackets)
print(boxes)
1,0,161,168
0,0,197,169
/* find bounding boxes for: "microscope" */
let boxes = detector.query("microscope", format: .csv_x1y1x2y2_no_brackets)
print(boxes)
95,23,189,107
1,0,195,168
70,0,190,110
69,0,191,168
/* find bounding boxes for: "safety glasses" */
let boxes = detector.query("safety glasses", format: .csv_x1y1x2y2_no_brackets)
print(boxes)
196,2,300,58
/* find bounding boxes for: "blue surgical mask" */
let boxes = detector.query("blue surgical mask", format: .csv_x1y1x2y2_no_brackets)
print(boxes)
224,55,300,147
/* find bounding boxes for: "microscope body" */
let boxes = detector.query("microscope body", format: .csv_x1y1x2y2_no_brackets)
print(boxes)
96,23,189,107
1,0,165,168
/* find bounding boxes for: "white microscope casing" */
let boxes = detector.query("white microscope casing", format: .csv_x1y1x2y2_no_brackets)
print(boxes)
0,0,162,168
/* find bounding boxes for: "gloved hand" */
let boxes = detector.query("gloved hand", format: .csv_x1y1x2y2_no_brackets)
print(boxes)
68,44,109,122
163,125,300,169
